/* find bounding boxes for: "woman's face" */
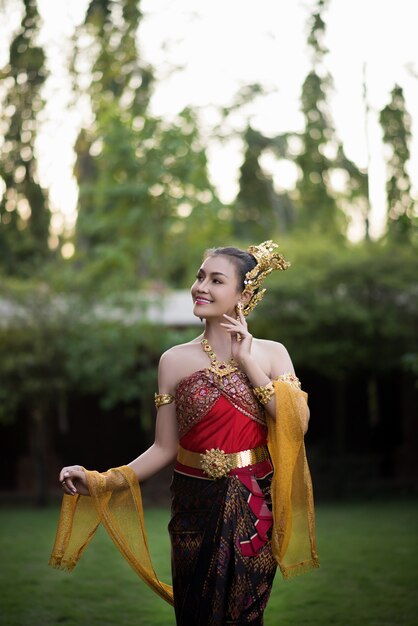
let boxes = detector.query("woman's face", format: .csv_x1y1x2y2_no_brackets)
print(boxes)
190,255,242,320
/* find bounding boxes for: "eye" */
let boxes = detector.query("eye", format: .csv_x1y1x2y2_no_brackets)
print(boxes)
212,278,222,284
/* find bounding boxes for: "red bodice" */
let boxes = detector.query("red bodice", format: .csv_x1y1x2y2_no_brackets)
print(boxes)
175,368,267,452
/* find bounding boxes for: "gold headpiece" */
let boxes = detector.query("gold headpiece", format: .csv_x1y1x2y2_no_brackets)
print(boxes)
242,240,290,316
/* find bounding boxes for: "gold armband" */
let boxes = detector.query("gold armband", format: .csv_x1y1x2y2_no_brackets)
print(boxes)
154,393,175,409
253,381,274,405
274,373,301,389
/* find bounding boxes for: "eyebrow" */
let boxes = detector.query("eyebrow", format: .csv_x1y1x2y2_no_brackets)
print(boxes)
197,269,228,278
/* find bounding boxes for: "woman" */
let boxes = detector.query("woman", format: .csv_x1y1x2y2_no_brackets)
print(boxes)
51,241,319,625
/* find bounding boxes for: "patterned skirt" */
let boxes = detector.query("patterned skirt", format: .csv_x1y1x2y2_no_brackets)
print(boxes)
168,461,277,625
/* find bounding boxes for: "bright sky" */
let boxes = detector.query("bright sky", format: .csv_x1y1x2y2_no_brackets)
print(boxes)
1,0,417,243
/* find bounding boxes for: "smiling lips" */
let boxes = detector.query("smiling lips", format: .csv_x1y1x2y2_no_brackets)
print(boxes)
195,297,213,305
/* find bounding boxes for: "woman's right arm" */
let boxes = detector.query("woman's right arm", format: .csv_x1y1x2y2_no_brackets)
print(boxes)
128,349,179,480
127,401,178,481
60,350,179,495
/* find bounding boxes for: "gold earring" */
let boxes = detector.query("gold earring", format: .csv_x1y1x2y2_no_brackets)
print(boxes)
236,303,242,342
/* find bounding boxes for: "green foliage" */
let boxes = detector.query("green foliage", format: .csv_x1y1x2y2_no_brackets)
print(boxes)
1,237,415,429
70,0,229,292
74,106,228,291
0,279,195,427
294,0,368,236
235,126,294,239
295,69,344,235
379,85,417,241
0,0,52,276
234,0,368,240
253,237,418,378
64,310,193,423
0,279,69,424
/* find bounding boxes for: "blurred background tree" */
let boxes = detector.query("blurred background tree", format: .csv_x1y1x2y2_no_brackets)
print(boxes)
294,0,344,236
234,124,293,239
233,0,369,242
71,0,229,293
379,84,416,242
0,279,70,505
0,0,53,277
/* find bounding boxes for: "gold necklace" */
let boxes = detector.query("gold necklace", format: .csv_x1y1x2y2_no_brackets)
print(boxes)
201,338,238,377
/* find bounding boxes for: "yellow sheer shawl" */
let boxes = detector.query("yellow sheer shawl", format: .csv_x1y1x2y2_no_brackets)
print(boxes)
49,465,174,604
268,380,320,578
49,380,318,602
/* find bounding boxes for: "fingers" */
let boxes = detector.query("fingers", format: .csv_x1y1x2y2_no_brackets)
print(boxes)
60,477,75,495
59,465,82,482
226,311,248,328
223,312,246,324
220,323,245,336
59,466,84,496
237,307,246,323
221,314,248,336
222,314,245,327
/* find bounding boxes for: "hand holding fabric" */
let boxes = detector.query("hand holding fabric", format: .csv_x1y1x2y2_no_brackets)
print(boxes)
59,465,89,496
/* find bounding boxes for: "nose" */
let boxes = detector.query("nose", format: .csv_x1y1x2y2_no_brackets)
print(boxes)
196,278,209,292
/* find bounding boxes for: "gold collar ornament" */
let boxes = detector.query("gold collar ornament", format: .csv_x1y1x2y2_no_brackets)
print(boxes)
242,240,290,316
201,338,238,377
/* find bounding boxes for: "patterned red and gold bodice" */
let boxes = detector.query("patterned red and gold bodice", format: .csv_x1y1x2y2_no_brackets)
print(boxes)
175,368,267,453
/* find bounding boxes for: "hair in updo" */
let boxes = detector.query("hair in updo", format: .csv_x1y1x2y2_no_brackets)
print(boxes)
204,246,257,292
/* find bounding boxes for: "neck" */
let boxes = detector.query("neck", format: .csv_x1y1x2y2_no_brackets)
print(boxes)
201,319,232,359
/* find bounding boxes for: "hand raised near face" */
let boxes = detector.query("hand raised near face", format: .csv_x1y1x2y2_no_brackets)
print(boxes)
220,306,253,365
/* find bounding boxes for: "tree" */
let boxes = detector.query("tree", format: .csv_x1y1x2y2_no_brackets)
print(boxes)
296,13,341,236
379,85,416,241
294,0,368,237
234,126,294,240
0,279,70,505
0,0,52,276
70,0,228,292
233,0,368,241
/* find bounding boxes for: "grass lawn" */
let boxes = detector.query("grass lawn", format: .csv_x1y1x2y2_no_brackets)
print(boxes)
0,499,416,626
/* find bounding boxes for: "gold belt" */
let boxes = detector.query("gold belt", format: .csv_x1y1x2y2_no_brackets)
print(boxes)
177,445,269,480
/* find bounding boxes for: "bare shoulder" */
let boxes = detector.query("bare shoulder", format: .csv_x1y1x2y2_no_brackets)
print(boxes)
253,337,290,358
158,339,203,392
159,340,201,366
253,338,295,377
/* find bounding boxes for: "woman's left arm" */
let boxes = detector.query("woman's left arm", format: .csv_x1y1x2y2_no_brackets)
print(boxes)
246,343,310,432
221,310,309,430
238,341,297,420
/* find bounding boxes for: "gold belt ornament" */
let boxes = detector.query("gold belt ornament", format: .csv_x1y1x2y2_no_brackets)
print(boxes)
177,445,269,479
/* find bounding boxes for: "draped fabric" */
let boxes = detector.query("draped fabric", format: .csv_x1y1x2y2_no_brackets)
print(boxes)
49,370,319,612
268,380,320,578
49,465,174,605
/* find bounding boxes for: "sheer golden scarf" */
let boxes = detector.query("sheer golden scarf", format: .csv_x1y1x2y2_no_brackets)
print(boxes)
49,380,318,602
49,465,174,604
267,380,320,578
